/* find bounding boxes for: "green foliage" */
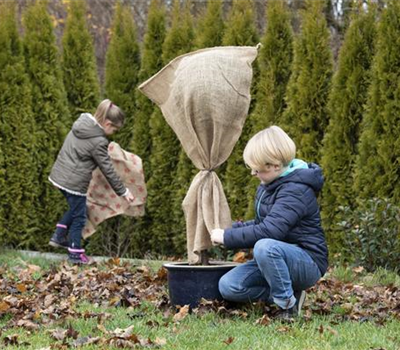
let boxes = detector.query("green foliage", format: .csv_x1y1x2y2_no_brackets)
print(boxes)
93,3,141,257
22,0,70,247
338,198,400,272
126,0,166,257
222,0,259,221
132,0,166,179
195,0,225,49
253,0,293,129
244,0,293,220
321,8,376,253
162,0,195,63
105,2,140,150
222,0,259,47
146,0,195,255
0,3,39,248
62,0,100,120
354,1,400,204
281,0,333,163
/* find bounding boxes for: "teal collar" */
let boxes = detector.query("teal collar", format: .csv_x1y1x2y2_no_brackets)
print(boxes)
280,159,308,177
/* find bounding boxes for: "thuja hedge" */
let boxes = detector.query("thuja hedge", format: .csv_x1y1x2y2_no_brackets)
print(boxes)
1,1,399,270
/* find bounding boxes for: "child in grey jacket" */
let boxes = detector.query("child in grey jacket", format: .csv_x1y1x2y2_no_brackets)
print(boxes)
49,99,134,264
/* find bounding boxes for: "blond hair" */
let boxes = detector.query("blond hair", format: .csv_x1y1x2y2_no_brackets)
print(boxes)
243,126,296,169
94,99,125,127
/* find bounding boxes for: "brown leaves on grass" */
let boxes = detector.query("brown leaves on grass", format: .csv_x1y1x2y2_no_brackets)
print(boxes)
308,272,400,323
0,260,400,347
0,259,168,347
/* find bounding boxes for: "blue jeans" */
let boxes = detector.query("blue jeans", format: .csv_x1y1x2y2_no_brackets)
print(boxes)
57,189,87,249
219,239,321,309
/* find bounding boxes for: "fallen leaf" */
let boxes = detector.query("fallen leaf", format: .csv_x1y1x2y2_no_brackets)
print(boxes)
156,267,168,281
112,325,135,338
50,328,68,341
326,325,338,336
3,334,30,347
223,336,235,345
28,264,41,273
44,294,55,308
255,315,271,326
233,251,247,263
97,324,109,334
173,305,189,322
16,283,27,293
277,326,290,333
72,336,101,347
3,334,19,346
16,319,39,330
353,266,365,274
0,301,10,312
66,324,79,339
154,337,167,346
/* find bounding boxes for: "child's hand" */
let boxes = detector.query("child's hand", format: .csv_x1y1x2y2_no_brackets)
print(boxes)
211,228,224,246
125,192,134,203
123,189,135,203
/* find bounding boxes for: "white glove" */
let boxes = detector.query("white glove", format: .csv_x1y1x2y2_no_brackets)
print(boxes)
210,228,225,246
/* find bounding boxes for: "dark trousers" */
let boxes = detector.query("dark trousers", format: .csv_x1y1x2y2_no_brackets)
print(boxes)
57,189,87,249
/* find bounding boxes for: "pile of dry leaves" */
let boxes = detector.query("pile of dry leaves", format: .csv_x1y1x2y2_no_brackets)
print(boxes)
0,257,399,348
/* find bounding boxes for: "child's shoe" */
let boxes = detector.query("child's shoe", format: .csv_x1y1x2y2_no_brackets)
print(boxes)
67,248,92,265
275,290,306,321
49,228,69,249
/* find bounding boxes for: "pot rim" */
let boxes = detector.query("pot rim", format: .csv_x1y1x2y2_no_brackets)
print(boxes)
163,261,239,270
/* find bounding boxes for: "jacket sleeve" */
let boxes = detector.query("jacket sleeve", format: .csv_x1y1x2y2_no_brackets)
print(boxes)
224,185,309,249
232,220,255,228
91,139,127,196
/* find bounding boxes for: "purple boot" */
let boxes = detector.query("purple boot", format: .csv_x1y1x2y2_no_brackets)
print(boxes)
68,248,92,265
49,224,69,249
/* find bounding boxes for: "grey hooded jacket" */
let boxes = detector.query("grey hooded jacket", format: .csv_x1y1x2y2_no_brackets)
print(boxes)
49,113,126,196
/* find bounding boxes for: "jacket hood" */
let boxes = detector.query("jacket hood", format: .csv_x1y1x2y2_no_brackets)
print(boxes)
263,163,324,193
72,113,105,139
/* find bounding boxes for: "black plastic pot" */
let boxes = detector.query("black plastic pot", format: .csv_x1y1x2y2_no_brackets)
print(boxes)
163,261,238,309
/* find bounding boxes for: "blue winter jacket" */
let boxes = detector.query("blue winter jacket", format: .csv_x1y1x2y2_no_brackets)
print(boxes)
224,163,328,275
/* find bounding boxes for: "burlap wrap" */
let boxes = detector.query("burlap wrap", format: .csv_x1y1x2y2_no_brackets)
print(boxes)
83,142,146,239
139,46,258,263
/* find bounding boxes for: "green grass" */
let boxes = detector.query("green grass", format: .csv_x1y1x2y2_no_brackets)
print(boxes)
0,250,399,350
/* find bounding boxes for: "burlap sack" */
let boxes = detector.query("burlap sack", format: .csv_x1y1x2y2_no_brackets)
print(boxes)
82,142,146,239
139,46,258,263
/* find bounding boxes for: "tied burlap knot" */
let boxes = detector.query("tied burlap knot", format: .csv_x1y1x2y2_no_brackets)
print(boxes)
139,46,259,264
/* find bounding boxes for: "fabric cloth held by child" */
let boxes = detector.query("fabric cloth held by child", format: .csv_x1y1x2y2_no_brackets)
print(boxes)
82,141,146,238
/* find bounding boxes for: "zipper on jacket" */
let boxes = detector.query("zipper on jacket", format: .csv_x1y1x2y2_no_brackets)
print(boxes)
256,189,266,222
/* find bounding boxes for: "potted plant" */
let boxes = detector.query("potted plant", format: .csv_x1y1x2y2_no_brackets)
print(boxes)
138,45,259,308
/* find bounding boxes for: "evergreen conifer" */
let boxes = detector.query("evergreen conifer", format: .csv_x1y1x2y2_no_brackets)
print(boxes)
195,0,225,49
281,0,333,163
146,0,195,255
23,0,71,246
105,2,140,150
0,3,39,248
222,0,259,221
90,3,141,257
62,0,100,120
321,7,376,252
354,1,400,203
244,0,294,220
132,0,166,179
124,0,166,257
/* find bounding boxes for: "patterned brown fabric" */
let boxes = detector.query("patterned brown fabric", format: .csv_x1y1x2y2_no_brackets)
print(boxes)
83,142,146,238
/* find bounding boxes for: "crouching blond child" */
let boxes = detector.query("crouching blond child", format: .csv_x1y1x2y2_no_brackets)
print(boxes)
211,126,328,320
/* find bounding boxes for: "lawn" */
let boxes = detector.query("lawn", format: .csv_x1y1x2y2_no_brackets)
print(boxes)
0,249,399,350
